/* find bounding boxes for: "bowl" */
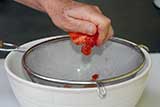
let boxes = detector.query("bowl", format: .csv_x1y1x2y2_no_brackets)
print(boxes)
4,35,151,107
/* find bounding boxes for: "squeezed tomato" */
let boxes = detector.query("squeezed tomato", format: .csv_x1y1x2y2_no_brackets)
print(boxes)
69,32,98,56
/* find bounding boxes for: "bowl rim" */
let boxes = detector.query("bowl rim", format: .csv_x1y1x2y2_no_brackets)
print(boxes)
4,35,152,92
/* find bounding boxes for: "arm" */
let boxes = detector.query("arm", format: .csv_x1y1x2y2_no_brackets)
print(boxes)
14,0,113,45
14,0,45,11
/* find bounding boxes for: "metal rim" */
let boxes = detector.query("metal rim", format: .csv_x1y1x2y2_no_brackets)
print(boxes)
22,35,146,86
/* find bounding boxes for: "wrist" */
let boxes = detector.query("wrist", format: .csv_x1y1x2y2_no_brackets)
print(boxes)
38,0,56,12
33,0,48,12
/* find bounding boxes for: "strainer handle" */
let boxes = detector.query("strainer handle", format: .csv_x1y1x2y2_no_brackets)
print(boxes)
138,44,150,52
96,81,107,99
0,40,25,52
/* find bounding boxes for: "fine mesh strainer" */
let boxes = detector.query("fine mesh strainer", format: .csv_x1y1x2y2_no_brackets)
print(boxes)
0,35,148,98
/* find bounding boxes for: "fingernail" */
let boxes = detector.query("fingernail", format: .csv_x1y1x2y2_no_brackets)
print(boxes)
87,27,94,35
87,25,95,35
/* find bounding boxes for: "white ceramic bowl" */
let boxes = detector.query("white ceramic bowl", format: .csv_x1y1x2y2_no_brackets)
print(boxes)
4,35,151,107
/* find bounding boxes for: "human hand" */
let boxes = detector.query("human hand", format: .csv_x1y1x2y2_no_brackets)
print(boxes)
41,0,114,45
15,0,114,45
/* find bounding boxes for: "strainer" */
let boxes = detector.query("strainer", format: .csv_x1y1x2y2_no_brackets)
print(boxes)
0,35,148,98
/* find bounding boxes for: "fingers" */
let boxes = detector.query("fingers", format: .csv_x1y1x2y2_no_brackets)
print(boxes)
93,6,102,14
63,16,97,35
65,5,108,28
66,6,104,25
103,26,114,44
96,18,112,46
66,6,113,45
108,26,114,39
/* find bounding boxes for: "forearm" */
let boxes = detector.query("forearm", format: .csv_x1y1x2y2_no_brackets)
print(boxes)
14,0,45,12
14,0,74,12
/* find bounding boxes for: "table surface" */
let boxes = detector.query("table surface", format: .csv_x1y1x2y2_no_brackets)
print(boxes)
0,54,160,107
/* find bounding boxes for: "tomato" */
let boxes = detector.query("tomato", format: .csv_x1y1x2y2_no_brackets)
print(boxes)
85,36,96,47
84,73,100,88
69,32,81,40
73,36,86,45
81,45,92,56
69,32,98,56
91,73,99,81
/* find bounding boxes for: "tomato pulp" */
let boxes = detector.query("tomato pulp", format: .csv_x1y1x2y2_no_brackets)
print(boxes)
69,32,98,56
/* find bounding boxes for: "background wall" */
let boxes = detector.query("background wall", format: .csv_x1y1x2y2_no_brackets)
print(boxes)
0,0,160,58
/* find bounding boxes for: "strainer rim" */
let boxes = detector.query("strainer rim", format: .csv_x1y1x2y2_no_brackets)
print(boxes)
22,35,146,85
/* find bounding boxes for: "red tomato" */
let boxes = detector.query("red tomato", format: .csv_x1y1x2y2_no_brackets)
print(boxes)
73,36,86,45
69,32,98,56
81,45,92,56
91,73,99,81
84,37,95,48
69,32,81,40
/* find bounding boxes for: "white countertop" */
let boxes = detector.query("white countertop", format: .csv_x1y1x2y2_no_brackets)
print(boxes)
0,54,160,107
